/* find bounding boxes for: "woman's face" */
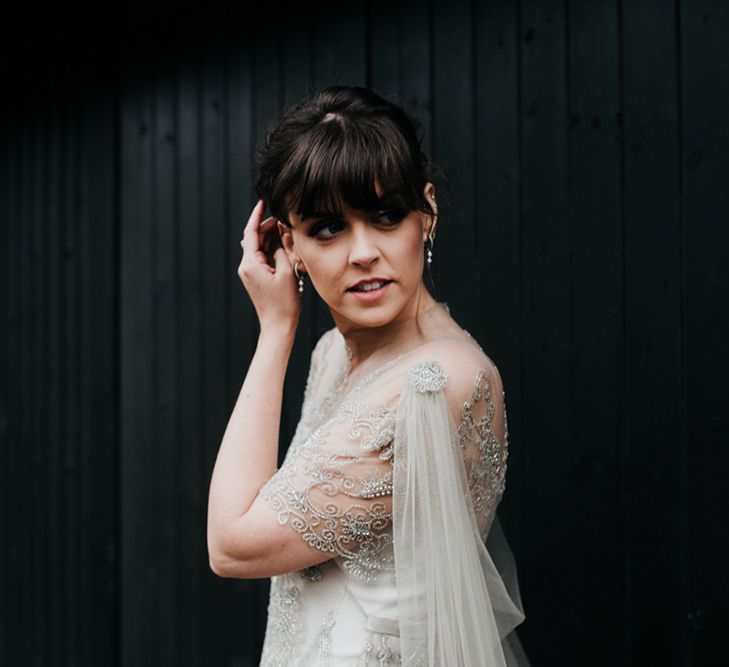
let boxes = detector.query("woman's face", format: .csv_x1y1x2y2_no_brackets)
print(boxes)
279,182,437,333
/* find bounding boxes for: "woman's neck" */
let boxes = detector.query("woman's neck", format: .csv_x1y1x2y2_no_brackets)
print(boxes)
334,289,440,375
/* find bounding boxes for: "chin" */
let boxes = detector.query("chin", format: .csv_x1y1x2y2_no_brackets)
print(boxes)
334,295,413,331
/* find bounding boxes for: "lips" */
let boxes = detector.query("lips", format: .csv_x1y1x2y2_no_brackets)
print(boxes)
347,279,393,293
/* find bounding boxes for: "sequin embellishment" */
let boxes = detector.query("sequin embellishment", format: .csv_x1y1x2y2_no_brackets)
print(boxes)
457,368,509,531
260,329,512,665
407,360,448,393
260,353,401,583
259,575,303,667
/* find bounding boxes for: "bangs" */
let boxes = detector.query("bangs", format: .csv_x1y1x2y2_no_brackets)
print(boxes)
270,116,426,224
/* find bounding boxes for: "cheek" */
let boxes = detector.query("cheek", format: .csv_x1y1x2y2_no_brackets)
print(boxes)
300,247,345,295
397,228,426,278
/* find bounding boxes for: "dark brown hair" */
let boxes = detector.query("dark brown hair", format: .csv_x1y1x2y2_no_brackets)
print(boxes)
255,86,439,227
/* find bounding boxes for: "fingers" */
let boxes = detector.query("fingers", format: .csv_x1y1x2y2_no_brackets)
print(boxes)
258,217,280,260
239,200,294,285
273,247,290,274
242,199,265,255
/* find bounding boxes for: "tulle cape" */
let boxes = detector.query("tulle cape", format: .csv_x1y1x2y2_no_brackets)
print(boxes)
392,359,528,666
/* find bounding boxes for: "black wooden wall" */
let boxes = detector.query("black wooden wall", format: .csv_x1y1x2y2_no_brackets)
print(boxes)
3,2,728,665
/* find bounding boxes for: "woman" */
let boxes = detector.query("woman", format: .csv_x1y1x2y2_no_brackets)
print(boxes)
207,86,527,666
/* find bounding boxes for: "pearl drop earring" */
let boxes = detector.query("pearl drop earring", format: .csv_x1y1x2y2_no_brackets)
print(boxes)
427,197,437,265
294,263,304,295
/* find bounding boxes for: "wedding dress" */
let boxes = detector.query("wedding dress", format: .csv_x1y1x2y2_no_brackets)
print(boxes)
258,302,528,666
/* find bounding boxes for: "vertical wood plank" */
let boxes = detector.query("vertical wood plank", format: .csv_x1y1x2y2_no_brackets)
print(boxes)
432,0,477,331
398,2,433,159
17,83,34,667
200,49,231,666
313,2,368,89
61,69,80,666
120,68,157,666
2,25,119,667
369,0,401,96
227,35,270,665
78,70,117,667
680,2,729,664
622,1,683,663
568,1,624,662
30,72,49,667
153,57,180,667
0,91,12,667
46,65,65,666
473,0,525,616
281,7,314,110
177,54,206,667
518,0,571,659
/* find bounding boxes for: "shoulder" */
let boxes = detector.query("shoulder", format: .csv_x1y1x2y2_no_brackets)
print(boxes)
300,328,340,402
312,326,338,356
407,337,502,392
308,326,340,369
405,338,505,416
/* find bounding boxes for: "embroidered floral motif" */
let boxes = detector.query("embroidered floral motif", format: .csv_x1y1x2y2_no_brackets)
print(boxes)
348,404,397,457
357,631,402,666
318,612,336,665
359,473,393,499
260,355,400,584
260,330,511,665
299,564,323,582
296,609,337,666
259,575,303,667
457,369,509,529
407,360,447,393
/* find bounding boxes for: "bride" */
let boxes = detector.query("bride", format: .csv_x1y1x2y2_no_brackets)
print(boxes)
206,86,528,666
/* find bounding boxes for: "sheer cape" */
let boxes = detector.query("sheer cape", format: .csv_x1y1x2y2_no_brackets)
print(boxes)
260,302,528,665
393,354,526,665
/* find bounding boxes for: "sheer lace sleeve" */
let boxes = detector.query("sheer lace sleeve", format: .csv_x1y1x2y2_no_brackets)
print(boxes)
259,337,397,581
287,331,325,449
450,356,509,539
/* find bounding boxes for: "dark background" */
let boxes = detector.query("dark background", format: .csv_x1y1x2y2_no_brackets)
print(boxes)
2,1,728,665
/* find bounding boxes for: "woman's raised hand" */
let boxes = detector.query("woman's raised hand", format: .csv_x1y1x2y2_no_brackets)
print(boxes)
238,199,301,335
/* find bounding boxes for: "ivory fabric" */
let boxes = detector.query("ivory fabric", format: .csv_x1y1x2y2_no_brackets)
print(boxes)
258,303,527,666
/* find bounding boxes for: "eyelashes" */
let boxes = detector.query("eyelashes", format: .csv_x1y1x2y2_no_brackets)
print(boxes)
308,209,408,241
376,209,408,225
309,220,344,240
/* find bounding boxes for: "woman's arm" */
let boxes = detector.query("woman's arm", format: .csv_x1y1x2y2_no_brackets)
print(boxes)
206,328,294,573
206,199,334,579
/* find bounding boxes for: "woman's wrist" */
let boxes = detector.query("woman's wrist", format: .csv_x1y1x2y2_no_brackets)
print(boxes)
257,323,297,351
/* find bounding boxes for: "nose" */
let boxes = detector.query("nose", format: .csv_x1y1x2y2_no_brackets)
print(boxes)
348,222,380,267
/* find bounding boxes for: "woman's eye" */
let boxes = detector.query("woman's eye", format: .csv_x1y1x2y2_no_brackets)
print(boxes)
310,220,344,240
375,209,407,225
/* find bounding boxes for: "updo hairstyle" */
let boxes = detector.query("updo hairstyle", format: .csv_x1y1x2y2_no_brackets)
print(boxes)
254,86,440,228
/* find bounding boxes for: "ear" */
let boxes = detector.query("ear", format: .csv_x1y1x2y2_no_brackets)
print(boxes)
277,220,302,269
422,181,438,241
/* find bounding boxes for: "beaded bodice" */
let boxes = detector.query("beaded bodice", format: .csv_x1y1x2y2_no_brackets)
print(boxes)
258,309,510,666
